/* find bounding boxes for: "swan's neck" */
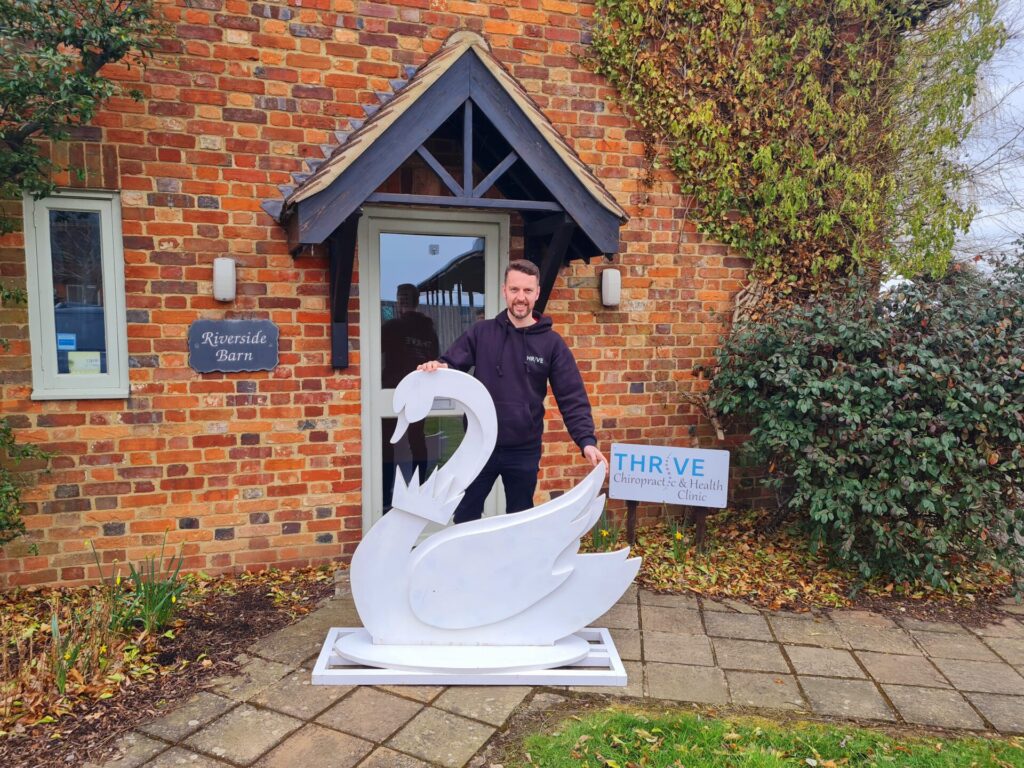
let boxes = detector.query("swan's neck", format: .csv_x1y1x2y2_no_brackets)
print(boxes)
432,384,493,503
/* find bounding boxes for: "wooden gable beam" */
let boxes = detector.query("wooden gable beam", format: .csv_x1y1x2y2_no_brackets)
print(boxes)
292,55,474,247
327,213,360,369
535,216,575,315
467,56,621,255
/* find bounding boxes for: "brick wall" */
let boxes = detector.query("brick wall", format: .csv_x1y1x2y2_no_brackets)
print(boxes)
0,0,757,588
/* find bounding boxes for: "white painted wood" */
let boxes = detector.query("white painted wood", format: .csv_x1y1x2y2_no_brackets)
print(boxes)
333,628,590,672
23,191,129,400
320,367,640,684
350,369,641,648
312,627,628,686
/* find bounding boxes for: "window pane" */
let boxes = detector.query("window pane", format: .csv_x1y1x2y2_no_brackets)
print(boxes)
49,209,107,375
378,233,485,390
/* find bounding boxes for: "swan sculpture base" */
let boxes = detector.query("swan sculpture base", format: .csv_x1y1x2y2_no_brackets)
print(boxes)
312,626,628,686
334,628,590,673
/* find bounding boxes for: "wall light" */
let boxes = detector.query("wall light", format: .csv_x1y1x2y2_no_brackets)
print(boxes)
213,257,236,302
600,267,621,307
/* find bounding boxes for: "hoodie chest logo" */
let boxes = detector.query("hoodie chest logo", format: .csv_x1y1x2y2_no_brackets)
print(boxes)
525,354,546,367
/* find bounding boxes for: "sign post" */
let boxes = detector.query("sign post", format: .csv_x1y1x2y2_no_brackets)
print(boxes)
609,443,730,547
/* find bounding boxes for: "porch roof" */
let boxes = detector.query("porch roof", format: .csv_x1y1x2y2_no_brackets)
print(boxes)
279,30,627,258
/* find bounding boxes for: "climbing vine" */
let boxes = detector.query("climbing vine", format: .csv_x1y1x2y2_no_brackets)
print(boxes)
589,0,1005,302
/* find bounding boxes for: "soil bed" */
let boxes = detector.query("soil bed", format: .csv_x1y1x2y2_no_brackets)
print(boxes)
0,568,334,768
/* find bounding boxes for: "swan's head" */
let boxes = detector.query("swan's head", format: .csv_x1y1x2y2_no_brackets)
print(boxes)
391,370,445,445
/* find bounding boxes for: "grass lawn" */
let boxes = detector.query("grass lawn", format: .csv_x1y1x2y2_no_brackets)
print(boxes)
519,709,1024,767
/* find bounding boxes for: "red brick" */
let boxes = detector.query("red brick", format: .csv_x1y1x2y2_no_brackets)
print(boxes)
0,0,758,589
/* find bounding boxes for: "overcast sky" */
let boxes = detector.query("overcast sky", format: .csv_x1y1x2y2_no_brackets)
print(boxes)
959,0,1024,256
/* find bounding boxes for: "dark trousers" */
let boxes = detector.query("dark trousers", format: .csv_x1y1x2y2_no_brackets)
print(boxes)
452,445,541,523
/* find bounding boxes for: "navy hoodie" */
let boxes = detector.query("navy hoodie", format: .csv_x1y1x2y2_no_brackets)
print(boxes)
441,311,597,453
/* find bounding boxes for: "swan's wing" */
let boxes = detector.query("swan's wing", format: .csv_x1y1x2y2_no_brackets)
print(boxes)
407,463,606,630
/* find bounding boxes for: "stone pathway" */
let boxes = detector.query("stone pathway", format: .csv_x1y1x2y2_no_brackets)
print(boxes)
88,584,1024,768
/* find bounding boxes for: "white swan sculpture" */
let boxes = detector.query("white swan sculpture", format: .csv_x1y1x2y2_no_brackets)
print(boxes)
334,369,640,674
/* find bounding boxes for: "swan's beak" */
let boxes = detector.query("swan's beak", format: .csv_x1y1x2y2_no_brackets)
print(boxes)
391,411,409,445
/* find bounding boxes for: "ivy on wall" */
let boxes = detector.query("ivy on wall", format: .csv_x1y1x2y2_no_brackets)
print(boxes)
589,0,1005,302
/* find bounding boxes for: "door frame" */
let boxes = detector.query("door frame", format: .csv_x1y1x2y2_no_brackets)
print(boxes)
358,206,510,533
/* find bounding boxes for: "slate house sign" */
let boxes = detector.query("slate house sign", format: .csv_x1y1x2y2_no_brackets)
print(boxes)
188,319,279,373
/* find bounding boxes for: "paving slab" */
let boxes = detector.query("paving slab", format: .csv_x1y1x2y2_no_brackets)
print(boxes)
645,662,728,704
138,693,236,742
87,733,167,768
931,658,1024,694
209,656,293,702
726,671,806,711
702,598,761,615
249,624,326,667
359,747,432,767
640,605,704,634
610,628,642,660
910,630,1000,661
616,584,639,604
897,617,967,634
317,687,423,742
703,612,772,641
1001,599,1024,617
856,652,948,688
298,599,362,631
769,616,847,648
799,677,895,721
250,669,353,719
966,693,1024,734
983,636,1024,665
388,707,495,768
882,685,984,730
253,723,372,768
377,685,446,703
639,590,699,610
595,602,640,630
837,626,920,655
970,618,1024,639
711,638,789,672
432,686,531,726
139,747,231,767
643,630,714,666
526,692,568,713
569,660,644,697
829,611,897,629
785,646,864,678
184,704,301,766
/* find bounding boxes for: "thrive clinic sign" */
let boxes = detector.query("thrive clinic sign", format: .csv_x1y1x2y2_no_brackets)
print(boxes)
609,443,729,508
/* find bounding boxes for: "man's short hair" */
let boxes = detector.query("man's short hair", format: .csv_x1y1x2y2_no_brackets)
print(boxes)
396,283,419,305
504,259,540,282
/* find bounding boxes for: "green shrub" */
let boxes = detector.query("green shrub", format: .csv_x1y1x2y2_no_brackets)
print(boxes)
709,258,1024,591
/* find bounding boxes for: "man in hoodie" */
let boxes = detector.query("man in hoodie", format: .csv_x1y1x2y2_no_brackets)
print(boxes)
417,259,606,523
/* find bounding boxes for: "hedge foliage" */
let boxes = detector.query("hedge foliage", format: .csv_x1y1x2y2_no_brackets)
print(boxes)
589,0,1004,300
709,259,1024,590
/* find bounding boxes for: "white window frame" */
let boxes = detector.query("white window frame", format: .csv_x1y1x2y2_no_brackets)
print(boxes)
23,191,129,400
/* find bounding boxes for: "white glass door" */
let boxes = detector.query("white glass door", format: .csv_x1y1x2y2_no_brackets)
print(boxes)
360,209,508,531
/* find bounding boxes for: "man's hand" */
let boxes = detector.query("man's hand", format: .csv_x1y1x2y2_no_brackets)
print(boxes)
583,444,607,468
417,360,449,372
